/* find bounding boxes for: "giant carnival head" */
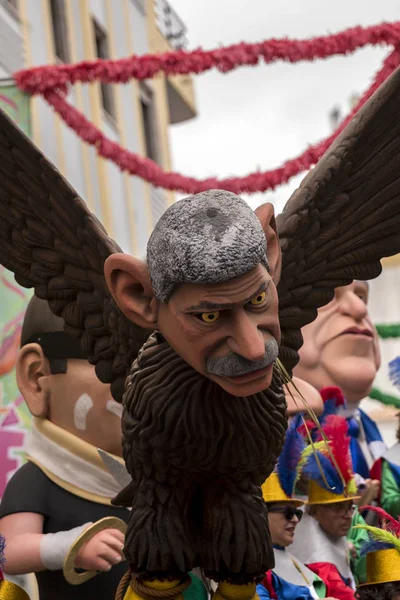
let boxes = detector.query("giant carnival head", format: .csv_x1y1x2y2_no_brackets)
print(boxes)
105,190,281,397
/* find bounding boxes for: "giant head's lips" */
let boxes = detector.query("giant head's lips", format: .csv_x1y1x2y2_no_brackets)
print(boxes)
225,366,272,385
339,326,374,338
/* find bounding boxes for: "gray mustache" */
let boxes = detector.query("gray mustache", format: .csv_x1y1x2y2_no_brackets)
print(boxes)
205,338,279,378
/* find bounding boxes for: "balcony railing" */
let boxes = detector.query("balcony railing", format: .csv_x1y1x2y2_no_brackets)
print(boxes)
155,0,188,50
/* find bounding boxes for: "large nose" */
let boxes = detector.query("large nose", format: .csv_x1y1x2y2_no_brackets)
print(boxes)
226,311,266,361
338,290,368,321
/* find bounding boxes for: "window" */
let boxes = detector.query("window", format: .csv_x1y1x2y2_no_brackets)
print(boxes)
140,83,159,163
49,0,70,63
93,20,115,119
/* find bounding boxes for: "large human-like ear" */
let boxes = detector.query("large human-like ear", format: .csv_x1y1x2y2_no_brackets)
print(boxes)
16,343,51,417
104,253,159,329
255,202,282,283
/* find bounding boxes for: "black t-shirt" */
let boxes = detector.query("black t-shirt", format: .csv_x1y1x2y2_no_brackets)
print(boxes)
0,462,130,600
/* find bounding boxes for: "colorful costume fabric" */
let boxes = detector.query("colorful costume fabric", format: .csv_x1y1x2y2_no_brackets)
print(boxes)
257,570,322,600
314,388,386,480
379,443,400,518
257,547,326,600
349,511,369,585
345,408,386,480
291,511,356,591
306,563,356,600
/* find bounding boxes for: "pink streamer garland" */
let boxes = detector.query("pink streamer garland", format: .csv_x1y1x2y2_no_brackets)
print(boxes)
13,22,400,195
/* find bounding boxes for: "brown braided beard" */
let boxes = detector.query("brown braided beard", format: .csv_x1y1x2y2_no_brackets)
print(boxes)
114,332,287,583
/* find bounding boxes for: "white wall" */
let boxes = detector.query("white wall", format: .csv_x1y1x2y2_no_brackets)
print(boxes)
359,266,400,446
70,0,104,220
102,117,133,252
369,267,400,397
0,3,23,74
129,0,148,57
24,2,89,205
108,0,151,254
89,0,107,30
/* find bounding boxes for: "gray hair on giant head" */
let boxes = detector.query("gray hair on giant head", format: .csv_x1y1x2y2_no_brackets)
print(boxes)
147,189,269,302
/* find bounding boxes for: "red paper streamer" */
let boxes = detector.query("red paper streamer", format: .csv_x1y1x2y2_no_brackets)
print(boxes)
15,22,400,93
13,22,400,195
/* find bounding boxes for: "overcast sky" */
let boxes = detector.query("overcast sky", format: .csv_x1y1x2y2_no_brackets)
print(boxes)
168,1,400,398
169,0,399,214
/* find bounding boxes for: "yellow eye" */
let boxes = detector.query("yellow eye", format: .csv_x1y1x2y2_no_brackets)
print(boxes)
249,291,266,306
200,311,220,323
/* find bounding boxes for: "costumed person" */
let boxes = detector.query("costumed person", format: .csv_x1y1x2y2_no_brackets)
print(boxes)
0,296,141,600
291,416,367,595
371,410,400,519
353,506,400,600
297,396,375,581
294,279,385,494
0,66,400,600
369,360,400,519
257,416,330,600
258,475,327,600
0,534,30,600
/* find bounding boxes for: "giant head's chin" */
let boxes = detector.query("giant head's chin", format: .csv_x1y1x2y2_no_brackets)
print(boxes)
331,357,377,403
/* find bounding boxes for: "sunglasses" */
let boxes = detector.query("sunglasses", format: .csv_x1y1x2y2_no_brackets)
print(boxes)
268,506,303,522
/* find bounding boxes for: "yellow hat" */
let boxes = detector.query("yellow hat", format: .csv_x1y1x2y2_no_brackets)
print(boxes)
307,479,360,505
354,507,400,587
262,473,304,507
298,414,361,506
358,548,400,586
0,578,30,599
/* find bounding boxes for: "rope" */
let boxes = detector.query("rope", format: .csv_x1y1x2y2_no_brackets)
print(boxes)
130,575,191,600
115,570,132,600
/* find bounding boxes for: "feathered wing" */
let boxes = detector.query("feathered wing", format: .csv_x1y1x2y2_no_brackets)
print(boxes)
0,107,152,401
276,67,400,373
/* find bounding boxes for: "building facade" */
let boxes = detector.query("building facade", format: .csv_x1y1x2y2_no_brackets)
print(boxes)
0,0,197,255
0,0,196,497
